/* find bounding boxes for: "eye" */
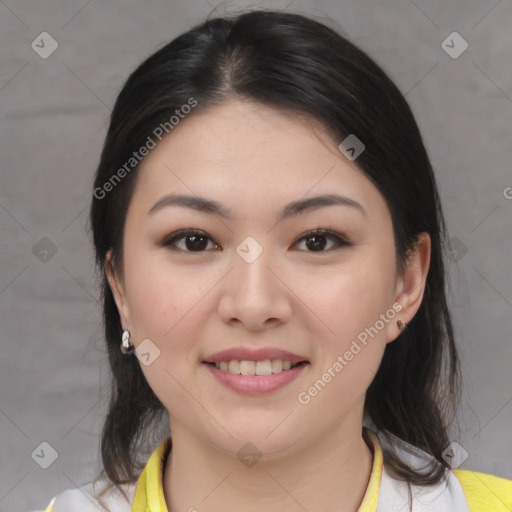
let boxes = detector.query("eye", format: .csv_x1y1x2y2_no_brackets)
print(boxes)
161,229,220,252
294,228,351,252
161,228,351,253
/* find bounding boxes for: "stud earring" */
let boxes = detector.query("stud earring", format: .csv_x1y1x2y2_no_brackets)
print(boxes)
397,319,407,332
121,329,135,354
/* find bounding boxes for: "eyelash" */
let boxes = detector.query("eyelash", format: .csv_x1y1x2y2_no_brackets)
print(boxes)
160,228,351,253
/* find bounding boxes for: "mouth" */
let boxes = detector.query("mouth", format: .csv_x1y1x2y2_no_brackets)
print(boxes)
203,359,309,376
202,358,310,395
202,347,310,377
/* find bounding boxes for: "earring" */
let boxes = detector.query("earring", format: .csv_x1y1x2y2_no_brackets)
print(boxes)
397,319,407,332
121,329,135,354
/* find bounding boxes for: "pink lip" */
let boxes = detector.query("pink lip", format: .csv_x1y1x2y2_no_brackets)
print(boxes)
203,361,309,395
202,347,308,365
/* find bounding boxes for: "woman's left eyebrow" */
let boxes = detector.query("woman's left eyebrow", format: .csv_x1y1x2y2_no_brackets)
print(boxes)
147,193,367,220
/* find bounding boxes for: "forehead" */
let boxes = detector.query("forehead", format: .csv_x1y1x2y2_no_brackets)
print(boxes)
131,99,387,222
143,100,342,172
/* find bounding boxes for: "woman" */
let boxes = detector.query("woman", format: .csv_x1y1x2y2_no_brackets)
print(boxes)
41,9,511,512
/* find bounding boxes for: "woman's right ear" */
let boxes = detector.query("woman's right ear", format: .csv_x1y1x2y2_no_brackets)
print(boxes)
105,249,131,328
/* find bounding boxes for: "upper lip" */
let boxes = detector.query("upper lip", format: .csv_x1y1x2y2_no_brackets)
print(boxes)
203,347,309,365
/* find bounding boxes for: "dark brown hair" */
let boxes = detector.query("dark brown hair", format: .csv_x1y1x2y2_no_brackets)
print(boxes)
88,8,462,509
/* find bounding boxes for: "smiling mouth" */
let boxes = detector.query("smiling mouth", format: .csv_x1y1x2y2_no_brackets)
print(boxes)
204,360,309,376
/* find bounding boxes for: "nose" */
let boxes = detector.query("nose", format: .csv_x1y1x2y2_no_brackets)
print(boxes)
217,244,293,331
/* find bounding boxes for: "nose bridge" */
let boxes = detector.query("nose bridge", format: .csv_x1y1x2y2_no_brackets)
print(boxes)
233,234,278,295
218,234,291,328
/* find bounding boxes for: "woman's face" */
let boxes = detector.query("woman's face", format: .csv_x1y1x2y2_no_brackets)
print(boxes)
107,99,429,459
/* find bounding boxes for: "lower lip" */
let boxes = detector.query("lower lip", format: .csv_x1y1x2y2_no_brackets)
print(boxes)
202,362,309,395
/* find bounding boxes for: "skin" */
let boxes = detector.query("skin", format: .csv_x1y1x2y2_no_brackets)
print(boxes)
106,99,431,512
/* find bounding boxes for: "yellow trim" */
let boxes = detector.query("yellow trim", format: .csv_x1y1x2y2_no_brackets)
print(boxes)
357,429,382,512
453,469,512,511
133,435,172,511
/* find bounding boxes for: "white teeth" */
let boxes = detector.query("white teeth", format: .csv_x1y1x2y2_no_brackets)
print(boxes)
271,359,283,373
213,359,298,375
240,360,255,375
228,360,240,374
255,360,272,375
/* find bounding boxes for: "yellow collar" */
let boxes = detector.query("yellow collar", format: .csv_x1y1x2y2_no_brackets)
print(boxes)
132,435,171,511
132,428,382,512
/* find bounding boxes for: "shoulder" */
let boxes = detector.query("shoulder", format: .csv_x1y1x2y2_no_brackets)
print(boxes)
40,480,137,512
453,468,512,511
373,430,511,511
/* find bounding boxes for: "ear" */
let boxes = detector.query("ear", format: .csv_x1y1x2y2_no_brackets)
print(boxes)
386,232,431,343
105,249,131,329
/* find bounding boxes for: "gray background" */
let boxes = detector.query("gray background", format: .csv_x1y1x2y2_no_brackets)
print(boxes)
1,1,511,511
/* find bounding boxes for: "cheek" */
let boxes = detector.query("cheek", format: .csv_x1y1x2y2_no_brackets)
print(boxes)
122,253,220,396
305,251,396,379
124,259,209,409
126,274,175,334
297,264,392,414
123,247,203,338
317,261,394,331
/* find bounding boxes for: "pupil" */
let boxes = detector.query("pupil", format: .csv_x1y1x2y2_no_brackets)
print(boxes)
307,234,326,251
186,234,207,251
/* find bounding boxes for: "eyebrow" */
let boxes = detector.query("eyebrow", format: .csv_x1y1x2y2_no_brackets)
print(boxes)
147,193,367,221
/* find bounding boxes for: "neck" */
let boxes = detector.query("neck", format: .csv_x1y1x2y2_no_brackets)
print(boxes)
163,411,374,512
